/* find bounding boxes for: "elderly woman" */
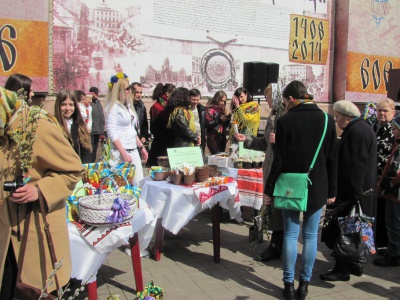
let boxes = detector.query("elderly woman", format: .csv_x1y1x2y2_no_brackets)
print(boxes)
373,115,400,267
264,81,337,300
320,100,377,282
235,83,285,262
0,86,83,299
373,98,396,251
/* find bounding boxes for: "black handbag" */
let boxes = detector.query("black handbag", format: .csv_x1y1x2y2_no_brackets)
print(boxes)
13,190,60,300
333,202,367,264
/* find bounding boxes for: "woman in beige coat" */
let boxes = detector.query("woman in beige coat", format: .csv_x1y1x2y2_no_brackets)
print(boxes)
0,86,84,299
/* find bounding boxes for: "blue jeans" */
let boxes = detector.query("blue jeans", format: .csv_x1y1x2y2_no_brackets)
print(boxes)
385,199,400,257
282,207,323,282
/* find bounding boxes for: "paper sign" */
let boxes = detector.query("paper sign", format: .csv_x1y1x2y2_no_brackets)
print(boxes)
167,147,204,169
238,142,263,159
289,14,329,65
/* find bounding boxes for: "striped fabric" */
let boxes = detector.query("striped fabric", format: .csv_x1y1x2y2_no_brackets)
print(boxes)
237,168,263,210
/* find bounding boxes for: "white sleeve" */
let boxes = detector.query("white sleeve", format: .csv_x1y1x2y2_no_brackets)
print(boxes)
106,106,119,143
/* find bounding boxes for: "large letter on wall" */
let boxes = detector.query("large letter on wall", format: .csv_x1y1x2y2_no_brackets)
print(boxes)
0,18,48,81
289,14,329,65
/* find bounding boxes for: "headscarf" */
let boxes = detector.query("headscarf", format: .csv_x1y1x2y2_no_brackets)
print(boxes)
0,86,22,136
271,83,285,131
0,86,59,137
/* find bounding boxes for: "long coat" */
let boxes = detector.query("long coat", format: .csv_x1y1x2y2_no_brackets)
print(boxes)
265,103,338,209
0,114,83,292
336,118,377,216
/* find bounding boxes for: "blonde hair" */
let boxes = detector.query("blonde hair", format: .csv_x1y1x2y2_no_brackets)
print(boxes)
106,78,132,113
105,77,138,120
377,98,395,111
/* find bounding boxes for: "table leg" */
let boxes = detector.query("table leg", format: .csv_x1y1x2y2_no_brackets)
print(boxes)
154,218,164,261
212,203,221,263
129,233,144,292
87,281,97,300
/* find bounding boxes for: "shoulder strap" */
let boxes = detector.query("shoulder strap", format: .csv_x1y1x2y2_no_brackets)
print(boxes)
37,189,60,291
16,204,32,283
15,189,60,291
309,113,328,172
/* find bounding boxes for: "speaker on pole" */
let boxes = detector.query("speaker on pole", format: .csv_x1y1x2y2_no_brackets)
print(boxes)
243,62,279,96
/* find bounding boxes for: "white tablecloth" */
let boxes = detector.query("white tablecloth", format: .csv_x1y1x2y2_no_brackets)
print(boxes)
139,176,242,235
69,199,156,283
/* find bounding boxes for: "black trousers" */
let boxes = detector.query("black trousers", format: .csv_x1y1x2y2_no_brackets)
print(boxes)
0,242,18,300
91,134,100,163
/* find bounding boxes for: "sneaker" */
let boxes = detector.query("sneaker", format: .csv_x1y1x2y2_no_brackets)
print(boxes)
373,254,400,267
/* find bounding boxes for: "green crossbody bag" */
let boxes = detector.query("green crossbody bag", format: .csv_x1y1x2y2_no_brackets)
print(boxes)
273,113,328,211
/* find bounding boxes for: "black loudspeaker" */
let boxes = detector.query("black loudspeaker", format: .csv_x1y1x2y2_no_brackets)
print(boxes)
387,69,400,102
243,62,279,96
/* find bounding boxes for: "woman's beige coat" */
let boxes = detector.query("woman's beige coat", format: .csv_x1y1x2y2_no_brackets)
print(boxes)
0,113,84,292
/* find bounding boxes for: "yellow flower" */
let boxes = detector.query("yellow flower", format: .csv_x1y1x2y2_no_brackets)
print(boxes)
116,72,124,79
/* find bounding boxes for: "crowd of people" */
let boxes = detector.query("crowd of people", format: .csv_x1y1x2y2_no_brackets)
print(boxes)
1,71,400,300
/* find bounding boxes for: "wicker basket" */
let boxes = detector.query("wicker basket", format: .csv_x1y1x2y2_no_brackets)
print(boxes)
78,193,137,226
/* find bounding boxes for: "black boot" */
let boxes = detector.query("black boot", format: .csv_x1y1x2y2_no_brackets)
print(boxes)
373,254,400,267
283,281,295,300
254,230,283,261
320,260,350,282
296,279,308,300
349,262,363,276
253,244,280,261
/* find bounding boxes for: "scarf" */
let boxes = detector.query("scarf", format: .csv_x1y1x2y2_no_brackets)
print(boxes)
167,107,196,145
158,94,169,107
208,104,226,115
230,101,260,141
286,97,315,111
0,86,22,136
0,86,59,137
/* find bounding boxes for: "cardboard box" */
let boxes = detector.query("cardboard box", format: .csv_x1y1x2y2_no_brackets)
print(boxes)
207,155,230,168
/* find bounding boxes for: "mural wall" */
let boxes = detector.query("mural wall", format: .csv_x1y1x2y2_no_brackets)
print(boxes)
343,0,400,102
0,0,334,100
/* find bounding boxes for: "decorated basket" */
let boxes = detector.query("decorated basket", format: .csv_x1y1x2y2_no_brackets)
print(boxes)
78,193,137,226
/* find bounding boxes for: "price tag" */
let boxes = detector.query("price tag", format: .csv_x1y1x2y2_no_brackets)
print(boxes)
289,14,329,65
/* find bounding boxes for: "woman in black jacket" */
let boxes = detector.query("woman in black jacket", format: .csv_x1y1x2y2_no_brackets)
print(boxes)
54,89,92,164
166,87,200,148
320,100,377,282
264,81,337,300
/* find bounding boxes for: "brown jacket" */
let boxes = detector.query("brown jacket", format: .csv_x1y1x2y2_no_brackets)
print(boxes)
0,113,84,292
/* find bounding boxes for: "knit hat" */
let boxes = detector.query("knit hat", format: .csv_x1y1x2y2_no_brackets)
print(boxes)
393,116,400,129
333,100,361,118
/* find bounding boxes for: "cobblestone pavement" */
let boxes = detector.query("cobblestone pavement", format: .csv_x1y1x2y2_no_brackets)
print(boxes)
74,209,400,300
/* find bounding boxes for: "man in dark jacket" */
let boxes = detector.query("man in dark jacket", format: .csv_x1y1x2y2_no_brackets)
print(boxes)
131,82,149,144
189,89,206,155
89,86,105,162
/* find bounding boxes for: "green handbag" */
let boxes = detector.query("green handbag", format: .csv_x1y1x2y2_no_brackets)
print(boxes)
273,113,328,211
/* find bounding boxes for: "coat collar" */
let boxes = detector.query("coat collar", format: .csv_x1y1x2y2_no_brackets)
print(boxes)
288,102,320,112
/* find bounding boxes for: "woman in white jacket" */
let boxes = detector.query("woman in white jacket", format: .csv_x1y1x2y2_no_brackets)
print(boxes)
105,72,148,186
